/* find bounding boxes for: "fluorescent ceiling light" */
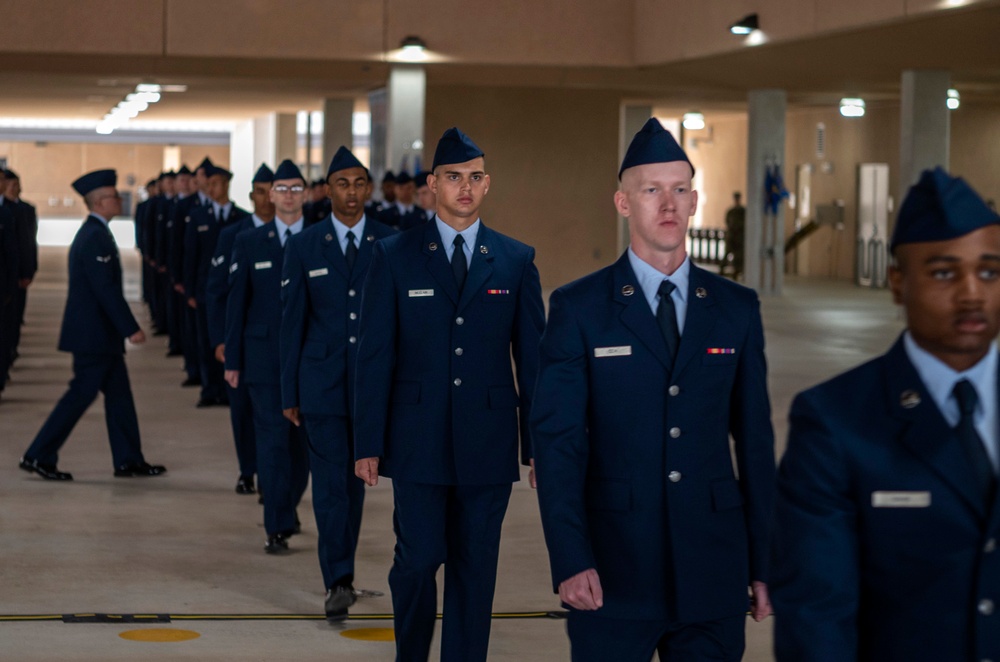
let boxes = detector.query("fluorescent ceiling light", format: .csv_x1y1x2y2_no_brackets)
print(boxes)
839,98,865,118
730,14,759,35
682,112,706,131
947,88,960,110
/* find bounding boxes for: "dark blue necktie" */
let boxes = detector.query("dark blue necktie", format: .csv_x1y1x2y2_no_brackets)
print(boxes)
345,231,358,271
953,379,997,505
657,280,680,368
452,235,467,293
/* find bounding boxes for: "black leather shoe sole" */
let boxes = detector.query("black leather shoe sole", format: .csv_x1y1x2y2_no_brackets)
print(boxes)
235,476,256,495
19,457,73,481
114,462,167,477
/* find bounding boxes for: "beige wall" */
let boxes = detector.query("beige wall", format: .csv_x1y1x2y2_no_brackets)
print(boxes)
952,103,1000,206
0,142,229,217
425,85,621,290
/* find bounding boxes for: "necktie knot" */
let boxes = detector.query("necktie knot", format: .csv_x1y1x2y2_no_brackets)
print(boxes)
346,230,356,245
454,234,465,249
658,280,676,299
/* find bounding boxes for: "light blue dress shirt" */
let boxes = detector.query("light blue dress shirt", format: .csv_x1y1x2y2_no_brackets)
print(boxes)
436,216,480,269
212,201,232,221
331,214,367,254
627,248,690,334
250,214,267,229
275,217,304,247
904,331,999,471
91,212,111,229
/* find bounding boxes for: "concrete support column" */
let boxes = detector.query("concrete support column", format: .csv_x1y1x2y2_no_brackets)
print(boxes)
322,98,355,172
746,89,787,296
230,113,298,205
899,70,950,198
386,65,426,175
618,105,653,256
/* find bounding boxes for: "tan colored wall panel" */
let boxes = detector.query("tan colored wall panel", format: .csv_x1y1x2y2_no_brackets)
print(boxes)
426,85,620,289
0,0,164,55
685,115,749,232
390,0,632,66
165,0,383,59
951,103,1000,207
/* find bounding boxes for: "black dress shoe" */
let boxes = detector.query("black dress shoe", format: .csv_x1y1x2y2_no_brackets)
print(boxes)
166,349,183,357
19,457,73,481
325,584,356,621
181,377,202,387
264,534,289,554
114,462,167,477
235,475,256,495
195,397,217,408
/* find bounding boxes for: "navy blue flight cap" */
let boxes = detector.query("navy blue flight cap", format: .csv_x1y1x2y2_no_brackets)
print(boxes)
72,169,117,197
163,170,177,178
619,118,694,180
273,159,304,182
196,157,214,172
4,168,18,180
177,164,193,176
890,167,1000,252
382,170,396,184
252,163,274,184
432,127,484,171
395,171,413,185
414,171,430,188
205,164,232,180
327,146,368,179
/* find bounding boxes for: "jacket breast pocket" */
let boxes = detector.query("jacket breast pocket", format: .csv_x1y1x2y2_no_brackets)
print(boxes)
585,479,632,512
701,352,738,366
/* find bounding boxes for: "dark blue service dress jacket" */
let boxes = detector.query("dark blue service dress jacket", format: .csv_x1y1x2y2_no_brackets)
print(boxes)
206,216,257,349
184,203,248,304
279,216,395,416
224,223,287,385
771,336,1000,662
532,254,775,623
353,221,545,485
59,216,140,354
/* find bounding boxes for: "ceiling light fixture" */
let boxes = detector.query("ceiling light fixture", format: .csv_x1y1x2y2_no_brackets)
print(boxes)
730,14,759,35
947,88,960,110
397,35,428,62
96,82,184,135
682,112,706,131
839,97,865,118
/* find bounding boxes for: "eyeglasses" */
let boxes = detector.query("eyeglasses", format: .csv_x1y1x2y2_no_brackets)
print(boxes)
273,185,305,194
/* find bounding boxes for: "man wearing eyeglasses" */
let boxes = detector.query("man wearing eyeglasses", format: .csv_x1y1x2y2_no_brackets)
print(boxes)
19,169,166,480
225,159,310,554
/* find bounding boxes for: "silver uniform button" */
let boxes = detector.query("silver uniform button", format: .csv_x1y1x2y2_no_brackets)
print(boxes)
453,378,462,386
979,599,995,616
455,347,463,356
669,427,681,438
349,336,357,344
348,289,356,297
456,317,464,325
668,471,682,483
668,385,680,396
349,312,357,320
986,538,997,554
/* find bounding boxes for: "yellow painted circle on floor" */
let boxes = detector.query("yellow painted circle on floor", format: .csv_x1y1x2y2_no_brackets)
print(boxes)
119,628,201,642
340,627,395,642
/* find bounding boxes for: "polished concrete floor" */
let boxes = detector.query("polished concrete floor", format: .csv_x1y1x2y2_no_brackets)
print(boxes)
0,245,905,661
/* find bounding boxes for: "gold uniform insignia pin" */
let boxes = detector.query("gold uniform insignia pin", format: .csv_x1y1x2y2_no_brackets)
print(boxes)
621,285,635,296
695,287,708,299
367,235,375,242
325,233,334,241
429,242,438,251
899,390,921,409
268,231,275,238
480,245,488,254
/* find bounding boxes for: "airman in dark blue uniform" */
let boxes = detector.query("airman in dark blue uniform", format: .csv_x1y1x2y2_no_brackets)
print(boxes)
2,169,38,369
378,171,426,231
532,119,775,661
354,128,545,661
280,146,395,619
184,164,248,407
19,170,166,480
225,159,309,554
206,163,275,495
772,169,1000,662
